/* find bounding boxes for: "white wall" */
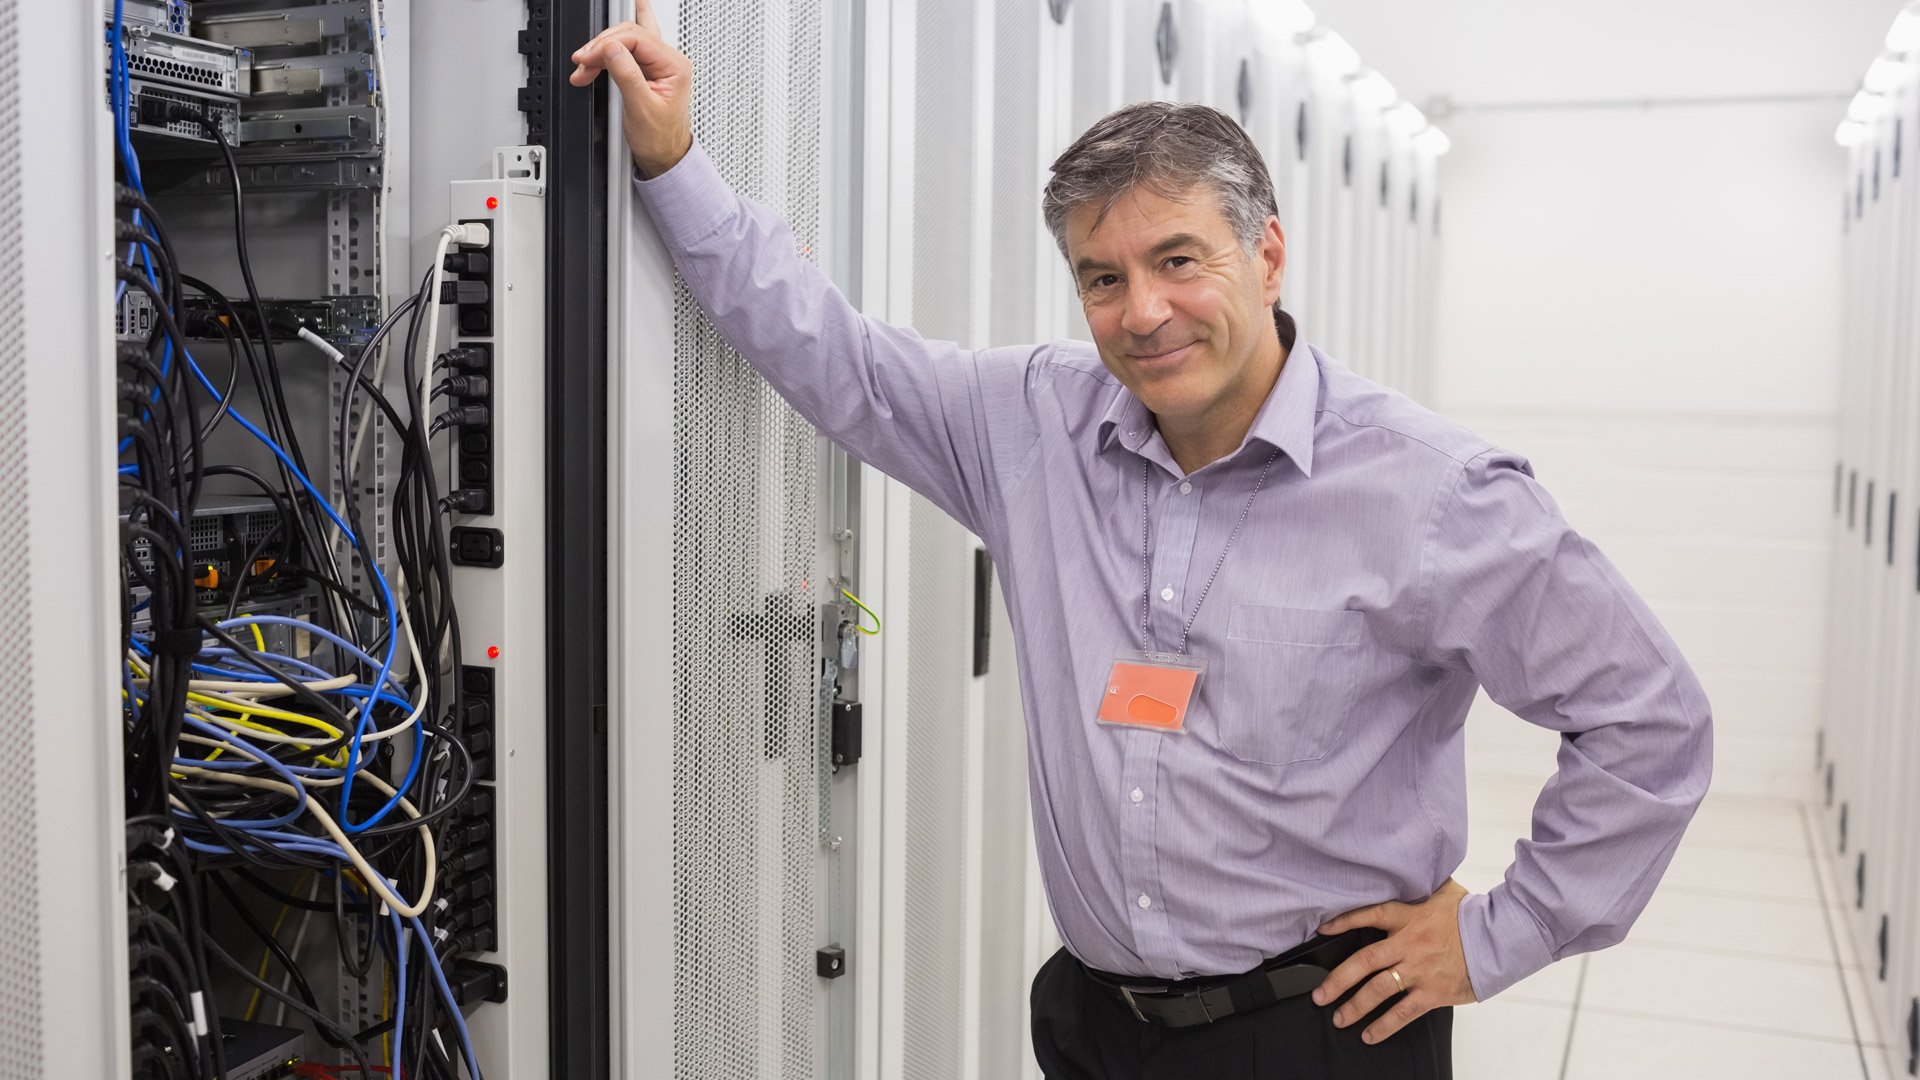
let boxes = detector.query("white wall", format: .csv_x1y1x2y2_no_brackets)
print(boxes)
1434,99,1845,797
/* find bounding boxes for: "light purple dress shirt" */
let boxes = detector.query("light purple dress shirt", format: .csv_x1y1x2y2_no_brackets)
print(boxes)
636,143,1713,1001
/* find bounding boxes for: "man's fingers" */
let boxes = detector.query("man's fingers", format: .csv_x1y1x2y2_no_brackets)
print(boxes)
1317,899,1408,937
1330,968,1403,1029
599,37,652,97
634,0,661,34
1360,988,1429,1045
1310,940,1390,1007
571,21,639,64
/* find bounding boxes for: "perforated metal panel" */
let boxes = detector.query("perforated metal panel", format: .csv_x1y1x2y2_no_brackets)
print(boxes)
672,1,826,1077
0,0,44,1072
912,0,976,344
991,0,1041,348
900,501,972,1079
977,584,1032,1080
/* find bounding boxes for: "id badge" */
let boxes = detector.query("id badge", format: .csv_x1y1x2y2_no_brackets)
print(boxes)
1096,651,1207,733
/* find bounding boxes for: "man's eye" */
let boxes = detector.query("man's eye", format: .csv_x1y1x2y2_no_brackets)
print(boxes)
1165,256,1192,269
1088,274,1119,289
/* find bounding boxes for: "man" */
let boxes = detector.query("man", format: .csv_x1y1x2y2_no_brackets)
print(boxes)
573,6,1712,1077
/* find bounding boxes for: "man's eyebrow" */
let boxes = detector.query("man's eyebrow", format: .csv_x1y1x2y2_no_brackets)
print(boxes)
1074,233,1212,278
1147,232,1208,258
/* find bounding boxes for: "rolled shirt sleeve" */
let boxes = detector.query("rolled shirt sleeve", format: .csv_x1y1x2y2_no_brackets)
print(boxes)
632,141,1040,538
1426,449,1714,1000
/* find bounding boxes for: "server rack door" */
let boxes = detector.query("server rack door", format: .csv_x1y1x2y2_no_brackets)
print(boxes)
1863,75,1918,1040
609,0,837,1076
20,2,129,1073
1885,79,1920,1064
1125,0,1177,106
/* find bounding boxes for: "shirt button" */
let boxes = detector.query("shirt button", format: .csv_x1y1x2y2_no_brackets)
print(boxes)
1137,894,1152,909
1179,481,1192,495
1130,788,1144,803
1160,586,1174,601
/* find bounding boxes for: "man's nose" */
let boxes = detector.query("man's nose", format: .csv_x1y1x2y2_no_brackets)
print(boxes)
1119,280,1171,340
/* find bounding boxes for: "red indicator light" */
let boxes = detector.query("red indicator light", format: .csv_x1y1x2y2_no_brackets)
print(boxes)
487,646,500,659
485,196,499,210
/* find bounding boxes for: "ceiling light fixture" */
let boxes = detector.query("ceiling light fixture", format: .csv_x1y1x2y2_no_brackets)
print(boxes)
1347,69,1397,112
1301,29,1361,78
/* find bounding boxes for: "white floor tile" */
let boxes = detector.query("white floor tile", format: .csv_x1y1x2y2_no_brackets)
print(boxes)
1501,956,1585,1008
1862,1041,1897,1080
1467,772,1553,824
1466,818,1529,873
1453,998,1572,1078
1580,941,1854,1042
1626,888,1836,965
1840,962,1892,1049
1452,861,1507,896
1683,797,1811,854
1562,1009,1865,1080
1658,840,1822,903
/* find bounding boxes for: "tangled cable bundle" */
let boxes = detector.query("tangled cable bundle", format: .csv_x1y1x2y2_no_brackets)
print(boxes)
110,3,487,1076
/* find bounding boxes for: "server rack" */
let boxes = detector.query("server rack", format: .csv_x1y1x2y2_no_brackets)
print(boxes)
38,0,611,1075
1825,44,1920,1078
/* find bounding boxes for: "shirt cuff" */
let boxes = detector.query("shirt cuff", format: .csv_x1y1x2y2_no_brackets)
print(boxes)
632,140,733,251
1456,887,1556,1001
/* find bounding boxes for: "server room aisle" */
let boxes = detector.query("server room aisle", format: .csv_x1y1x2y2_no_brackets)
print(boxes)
1451,717,1887,1080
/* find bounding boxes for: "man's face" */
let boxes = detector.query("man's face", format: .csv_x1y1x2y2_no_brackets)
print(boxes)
1066,186,1286,430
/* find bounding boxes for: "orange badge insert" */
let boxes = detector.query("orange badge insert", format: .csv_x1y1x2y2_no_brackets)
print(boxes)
1097,653,1205,733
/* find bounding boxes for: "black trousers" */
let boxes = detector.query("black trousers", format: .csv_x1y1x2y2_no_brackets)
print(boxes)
1030,947,1453,1080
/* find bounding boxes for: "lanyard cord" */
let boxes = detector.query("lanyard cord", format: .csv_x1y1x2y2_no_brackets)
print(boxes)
1139,447,1281,655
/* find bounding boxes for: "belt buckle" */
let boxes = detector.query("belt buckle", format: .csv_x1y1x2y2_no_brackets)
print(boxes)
1119,986,1149,1023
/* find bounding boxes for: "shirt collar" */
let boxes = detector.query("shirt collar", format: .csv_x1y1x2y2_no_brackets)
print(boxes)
1095,343,1320,478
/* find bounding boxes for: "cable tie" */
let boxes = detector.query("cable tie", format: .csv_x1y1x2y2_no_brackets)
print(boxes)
432,1029,449,1058
433,926,450,943
149,629,203,657
296,326,345,366
151,867,176,892
189,990,209,1037
159,827,174,850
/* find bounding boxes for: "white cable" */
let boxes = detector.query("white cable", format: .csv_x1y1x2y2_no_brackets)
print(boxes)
167,766,436,917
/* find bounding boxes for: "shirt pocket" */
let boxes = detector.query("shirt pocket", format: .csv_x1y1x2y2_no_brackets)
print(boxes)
1217,605,1365,766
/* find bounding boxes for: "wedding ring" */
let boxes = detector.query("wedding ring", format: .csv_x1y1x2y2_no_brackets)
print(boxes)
1390,969,1405,993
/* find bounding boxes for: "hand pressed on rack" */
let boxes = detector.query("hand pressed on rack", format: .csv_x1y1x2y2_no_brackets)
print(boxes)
569,0,694,179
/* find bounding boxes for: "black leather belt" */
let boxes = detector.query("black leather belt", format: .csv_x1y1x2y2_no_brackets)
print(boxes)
1083,927,1386,1029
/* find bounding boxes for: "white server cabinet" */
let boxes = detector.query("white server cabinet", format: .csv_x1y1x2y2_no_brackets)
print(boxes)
12,1,130,1074
1822,47,1920,1077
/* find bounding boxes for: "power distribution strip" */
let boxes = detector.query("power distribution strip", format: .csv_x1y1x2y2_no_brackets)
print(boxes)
441,145,550,1077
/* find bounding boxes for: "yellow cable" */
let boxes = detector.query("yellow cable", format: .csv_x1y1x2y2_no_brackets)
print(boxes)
840,588,882,635
243,870,308,1021
249,622,267,653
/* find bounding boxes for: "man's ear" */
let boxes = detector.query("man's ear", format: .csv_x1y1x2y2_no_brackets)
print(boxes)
1260,217,1287,307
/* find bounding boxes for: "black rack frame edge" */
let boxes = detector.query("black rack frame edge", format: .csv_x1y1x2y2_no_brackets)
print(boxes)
527,0,612,1076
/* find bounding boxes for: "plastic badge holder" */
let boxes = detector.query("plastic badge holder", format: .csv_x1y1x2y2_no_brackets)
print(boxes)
1096,651,1207,733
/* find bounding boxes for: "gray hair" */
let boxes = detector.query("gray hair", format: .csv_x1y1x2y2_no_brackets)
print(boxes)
1042,101,1280,262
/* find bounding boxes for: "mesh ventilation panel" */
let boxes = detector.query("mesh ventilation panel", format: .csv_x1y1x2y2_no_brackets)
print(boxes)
0,0,43,1072
900,501,972,1080
1071,0,1114,137
977,584,1031,1079
901,8,979,1073
912,0,975,345
990,0,1041,348
672,0,825,1076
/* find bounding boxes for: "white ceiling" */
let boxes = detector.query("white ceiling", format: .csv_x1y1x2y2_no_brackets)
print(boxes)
1304,0,1902,109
